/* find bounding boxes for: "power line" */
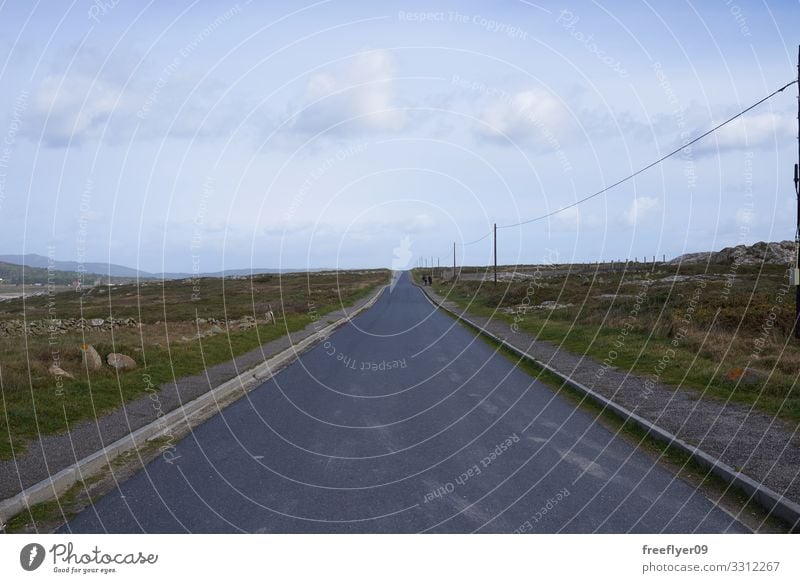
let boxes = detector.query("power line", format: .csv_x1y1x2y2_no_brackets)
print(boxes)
496,78,798,230
458,231,491,246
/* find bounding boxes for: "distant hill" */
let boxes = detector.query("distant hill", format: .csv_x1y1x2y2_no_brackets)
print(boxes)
0,261,86,285
0,254,144,278
0,254,329,280
669,240,795,266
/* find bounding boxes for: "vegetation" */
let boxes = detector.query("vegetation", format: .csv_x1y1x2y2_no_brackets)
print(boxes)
0,270,389,459
0,261,137,286
423,261,800,423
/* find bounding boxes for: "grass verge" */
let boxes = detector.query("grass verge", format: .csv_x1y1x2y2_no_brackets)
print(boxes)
423,263,800,423
0,270,389,459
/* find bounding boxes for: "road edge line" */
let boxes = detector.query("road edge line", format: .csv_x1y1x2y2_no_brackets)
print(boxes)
0,284,387,527
415,282,800,532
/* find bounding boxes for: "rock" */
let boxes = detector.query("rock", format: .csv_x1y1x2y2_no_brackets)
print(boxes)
534,301,571,310
79,344,103,370
722,366,767,385
209,325,224,334
90,318,105,327
670,240,794,266
106,353,137,371
48,363,73,379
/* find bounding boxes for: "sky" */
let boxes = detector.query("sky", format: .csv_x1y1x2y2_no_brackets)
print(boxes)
0,0,798,272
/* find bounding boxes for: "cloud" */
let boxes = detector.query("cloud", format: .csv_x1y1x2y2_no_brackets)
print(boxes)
402,213,436,232
690,111,793,156
553,204,603,230
26,74,125,146
260,212,436,243
293,50,406,135
476,88,572,149
22,46,252,147
623,196,659,226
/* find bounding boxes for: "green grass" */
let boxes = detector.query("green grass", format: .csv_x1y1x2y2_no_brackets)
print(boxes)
0,270,389,459
421,262,800,423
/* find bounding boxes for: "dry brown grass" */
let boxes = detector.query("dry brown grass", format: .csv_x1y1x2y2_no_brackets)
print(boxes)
0,270,389,458
430,262,800,421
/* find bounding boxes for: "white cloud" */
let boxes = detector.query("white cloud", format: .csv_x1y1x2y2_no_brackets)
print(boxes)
259,212,436,243
691,112,793,156
623,196,659,226
402,213,435,232
294,50,406,135
477,89,572,149
28,74,125,146
23,50,251,147
552,204,605,230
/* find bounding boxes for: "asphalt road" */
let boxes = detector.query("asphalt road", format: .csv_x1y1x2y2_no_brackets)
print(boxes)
62,272,747,533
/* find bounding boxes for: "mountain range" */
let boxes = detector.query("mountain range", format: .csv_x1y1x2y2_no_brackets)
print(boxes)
0,254,322,280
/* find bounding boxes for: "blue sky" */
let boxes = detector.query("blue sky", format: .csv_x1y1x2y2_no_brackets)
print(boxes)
0,0,798,272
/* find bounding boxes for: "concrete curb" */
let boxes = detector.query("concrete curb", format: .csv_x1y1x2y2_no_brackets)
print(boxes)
416,282,800,532
0,285,387,526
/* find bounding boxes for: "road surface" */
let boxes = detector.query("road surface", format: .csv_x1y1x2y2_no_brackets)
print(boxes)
62,272,747,533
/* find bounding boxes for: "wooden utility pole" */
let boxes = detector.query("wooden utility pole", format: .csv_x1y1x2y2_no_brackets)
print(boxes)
795,44,800,338
453,242,456,281
493,223,497,285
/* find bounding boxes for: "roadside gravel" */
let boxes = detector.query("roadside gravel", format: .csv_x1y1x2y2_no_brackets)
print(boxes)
0,292,378,500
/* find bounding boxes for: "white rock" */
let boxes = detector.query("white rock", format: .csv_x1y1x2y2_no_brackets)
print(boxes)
106,353,137,371
79,344,103,370
48,363,74,379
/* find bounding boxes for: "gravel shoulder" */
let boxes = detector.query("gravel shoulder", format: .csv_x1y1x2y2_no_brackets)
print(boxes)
423,285,800,507
0,290,380,500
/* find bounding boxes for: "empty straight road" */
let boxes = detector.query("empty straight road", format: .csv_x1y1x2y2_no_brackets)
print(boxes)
62,272,747,533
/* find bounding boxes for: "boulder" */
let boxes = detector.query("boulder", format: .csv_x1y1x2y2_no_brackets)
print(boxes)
90,318,105,327
48,363,74,379
106,353,137,371
209,325,224,335
80,344,103,370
